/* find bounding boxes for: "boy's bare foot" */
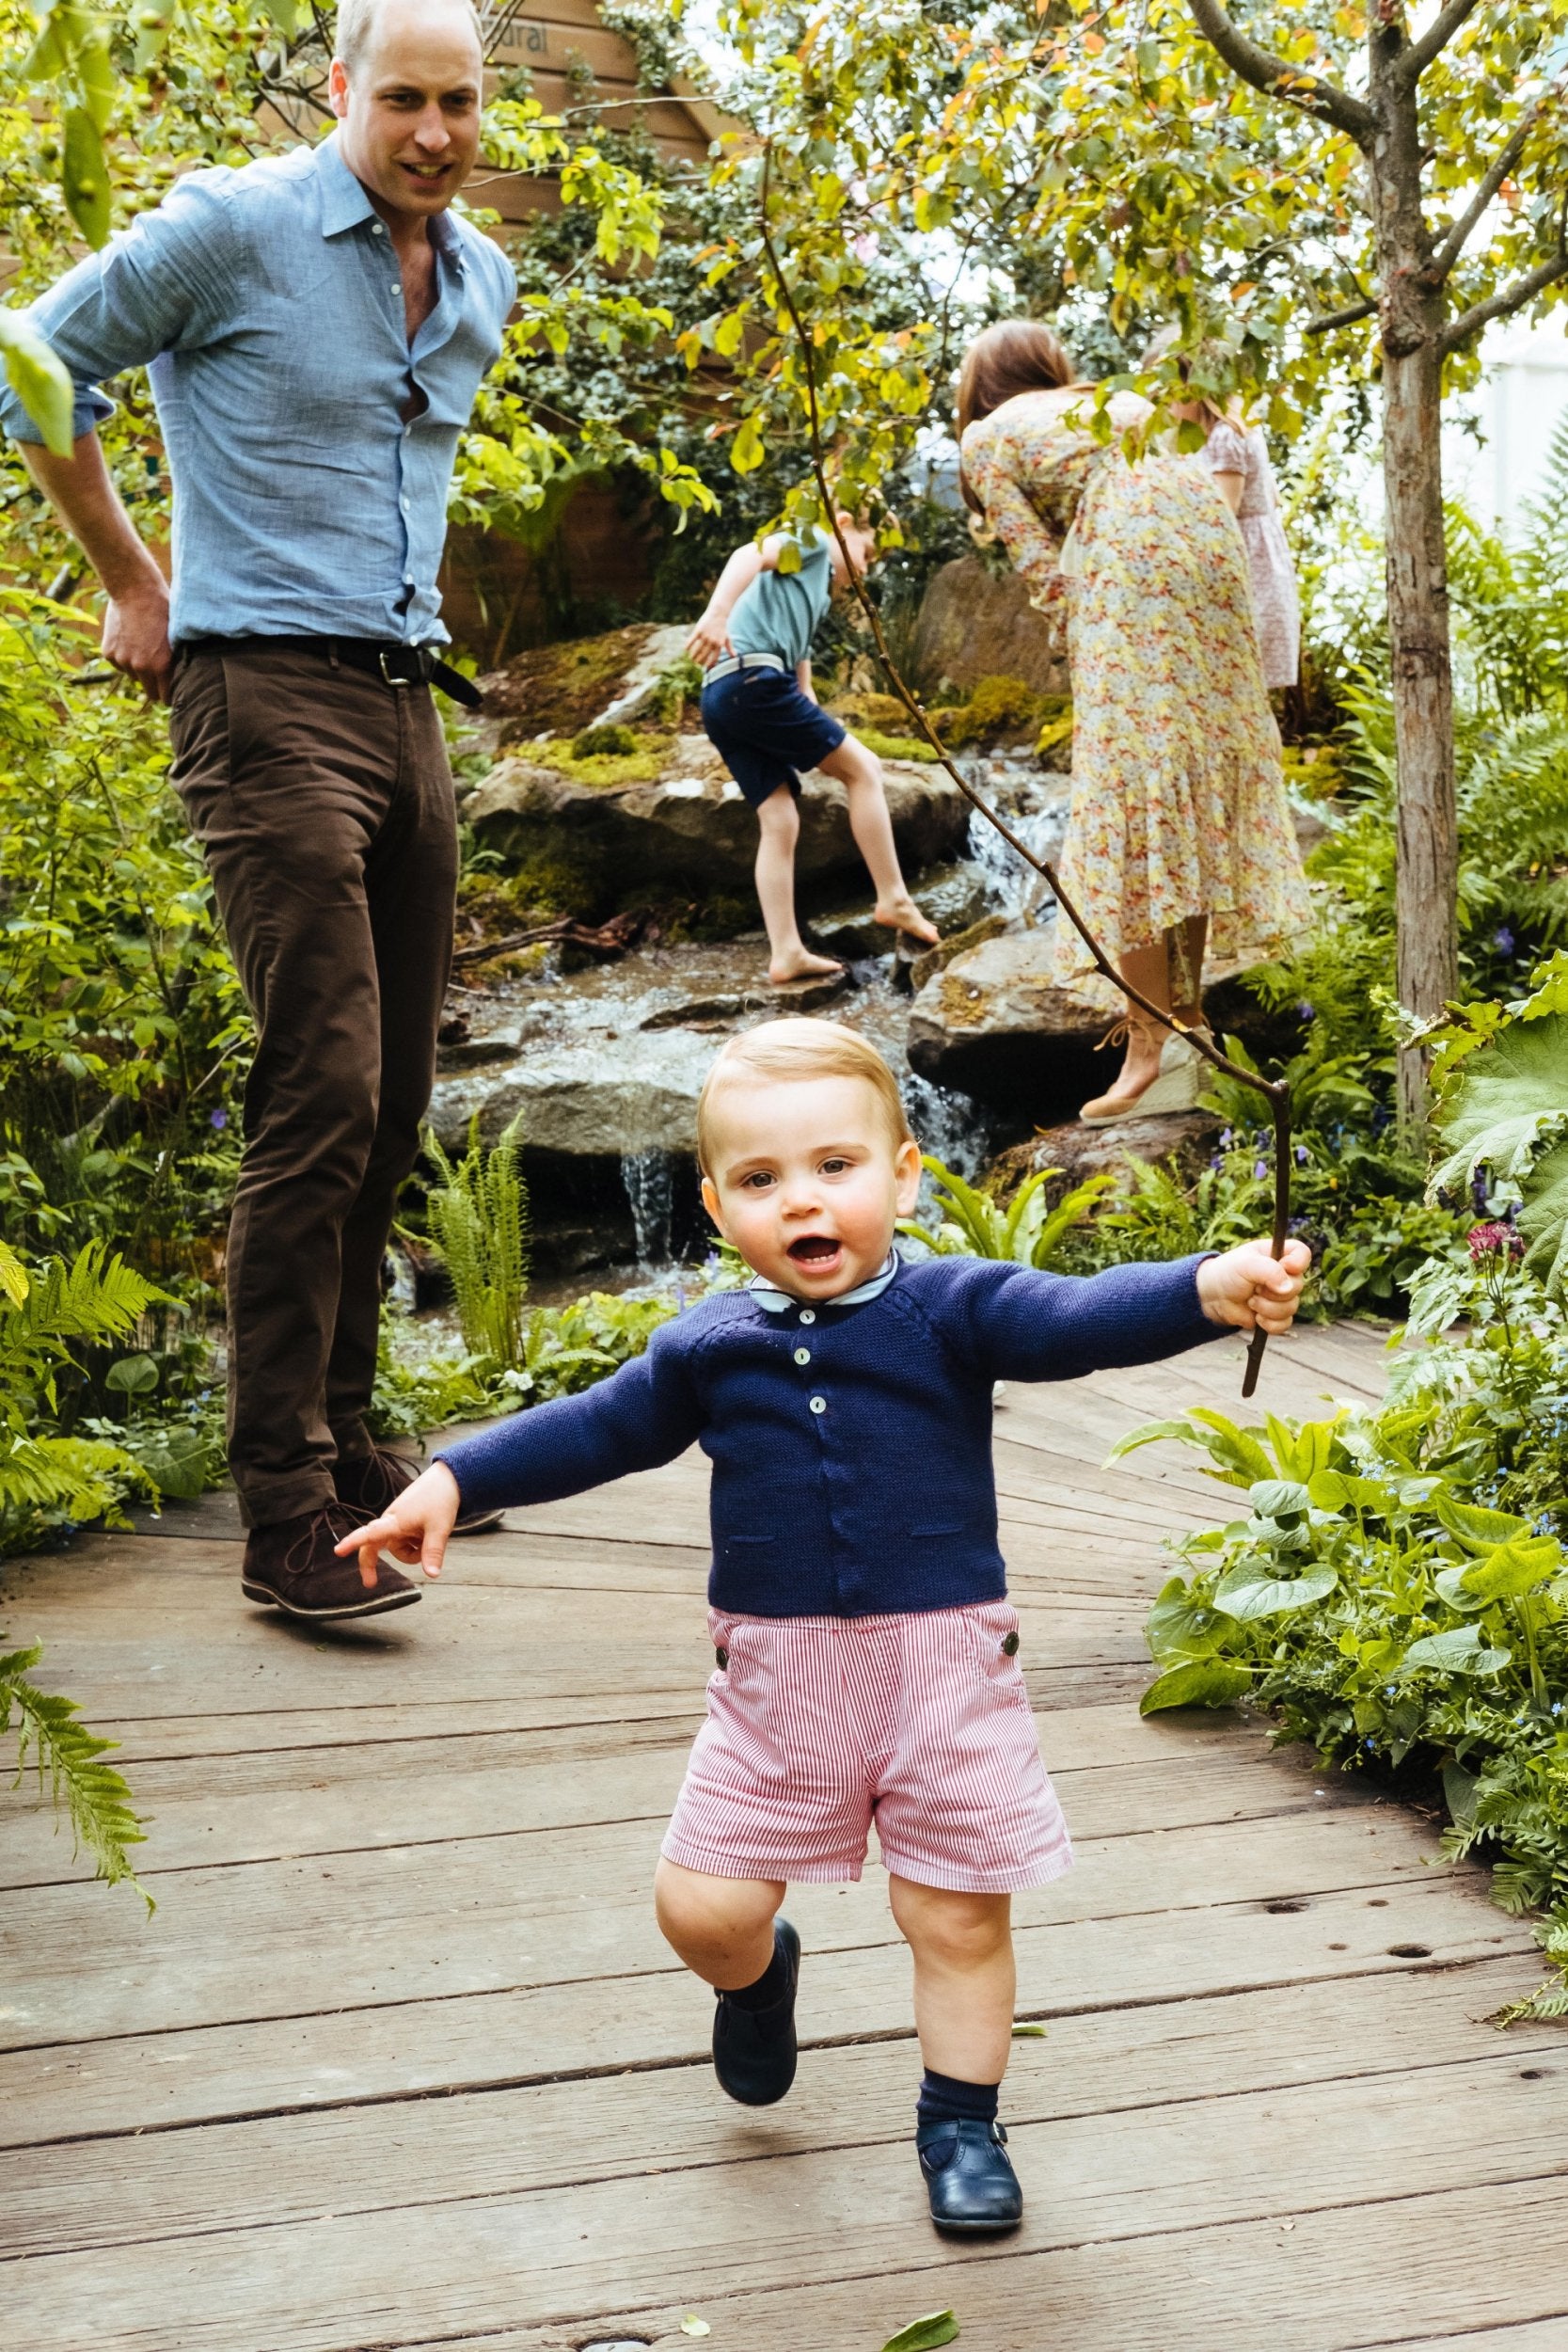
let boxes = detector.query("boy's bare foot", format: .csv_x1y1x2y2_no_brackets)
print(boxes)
874,895,940,948
768,949,846,986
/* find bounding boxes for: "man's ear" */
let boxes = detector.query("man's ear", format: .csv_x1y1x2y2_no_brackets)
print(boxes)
327,57,350,118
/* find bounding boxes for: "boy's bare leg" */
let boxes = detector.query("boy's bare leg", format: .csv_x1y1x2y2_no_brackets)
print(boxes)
655,1856,785,1988
816,737,940,947
752,784,844,986
888,1876,1015,2083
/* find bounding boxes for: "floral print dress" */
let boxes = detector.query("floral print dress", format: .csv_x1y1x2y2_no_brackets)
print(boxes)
961,389,1311,1009
1202,420,1301,689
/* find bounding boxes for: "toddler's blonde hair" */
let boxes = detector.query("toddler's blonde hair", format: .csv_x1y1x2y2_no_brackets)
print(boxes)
696,1019,915,1174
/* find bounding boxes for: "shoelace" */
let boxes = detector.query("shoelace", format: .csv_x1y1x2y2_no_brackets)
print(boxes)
281,1502,371,1577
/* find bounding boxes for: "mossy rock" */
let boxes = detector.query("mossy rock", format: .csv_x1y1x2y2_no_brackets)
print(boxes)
825,691,913,731
479,623,690,745
529,733,676,790
934,675,1070,751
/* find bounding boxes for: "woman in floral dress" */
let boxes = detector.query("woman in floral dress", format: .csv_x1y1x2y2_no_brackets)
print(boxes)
957,322,1310,1123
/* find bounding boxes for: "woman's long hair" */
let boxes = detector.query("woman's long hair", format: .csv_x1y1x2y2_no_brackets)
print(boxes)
955,321,1084,512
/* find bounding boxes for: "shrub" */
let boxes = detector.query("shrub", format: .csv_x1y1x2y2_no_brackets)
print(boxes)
421,1115,531,1373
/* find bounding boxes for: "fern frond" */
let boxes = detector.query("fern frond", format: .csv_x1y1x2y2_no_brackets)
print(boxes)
2,1645,152,1908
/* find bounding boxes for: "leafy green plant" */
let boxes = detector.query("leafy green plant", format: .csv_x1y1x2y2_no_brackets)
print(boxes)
421,1115,531,1374
2,1641,150,1905
1115,1241,1568,2018
898,1155,1115,1268
370,1289,678,1440
1429,954,1568,1296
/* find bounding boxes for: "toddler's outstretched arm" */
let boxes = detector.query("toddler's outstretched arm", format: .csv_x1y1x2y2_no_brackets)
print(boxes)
1196,1237,1311,1333
336,1461,461,1589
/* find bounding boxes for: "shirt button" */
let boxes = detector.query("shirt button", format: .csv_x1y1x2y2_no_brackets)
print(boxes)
799,1310,816,1326
401,497,410,513
810,1395,827,1415
371,221,385,236
793,1347,811,1365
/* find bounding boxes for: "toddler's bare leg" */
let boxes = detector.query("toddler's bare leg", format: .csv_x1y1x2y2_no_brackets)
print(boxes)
816,736,939,946
889,1876,1015,2083
752,784,843,985
655,1856,784,1990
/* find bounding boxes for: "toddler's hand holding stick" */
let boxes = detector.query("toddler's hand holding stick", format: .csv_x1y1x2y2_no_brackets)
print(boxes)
335,1460,462,1589
1196,1237,1311,1336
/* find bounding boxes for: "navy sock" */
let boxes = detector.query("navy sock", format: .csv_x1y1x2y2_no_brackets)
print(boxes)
917,2069,1001,2130
724,1931,791,2012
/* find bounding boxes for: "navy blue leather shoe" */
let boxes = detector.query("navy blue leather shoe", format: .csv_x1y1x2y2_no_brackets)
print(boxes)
917,2117,1023,2234
712,1919,800,2106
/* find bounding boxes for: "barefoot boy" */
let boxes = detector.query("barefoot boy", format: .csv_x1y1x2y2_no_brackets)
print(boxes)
685,516,940,985
341,1020,1308,2233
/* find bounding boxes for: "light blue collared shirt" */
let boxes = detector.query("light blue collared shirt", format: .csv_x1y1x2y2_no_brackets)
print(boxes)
747,1249,902,1314
0,135,515,645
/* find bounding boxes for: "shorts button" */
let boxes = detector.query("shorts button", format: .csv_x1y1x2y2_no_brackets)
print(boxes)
715,1645,728,1669
810,1395,828,1414
1001,1630,1021,1657
799,1309,816,1325
794,1346,812,1365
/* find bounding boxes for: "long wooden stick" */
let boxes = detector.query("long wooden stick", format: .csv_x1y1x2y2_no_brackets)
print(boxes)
755,151,1290,1397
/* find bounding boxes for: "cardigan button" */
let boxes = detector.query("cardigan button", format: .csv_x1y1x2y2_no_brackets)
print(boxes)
794,1346,812,1365
799,1309,816,1325
809,1394,827,1414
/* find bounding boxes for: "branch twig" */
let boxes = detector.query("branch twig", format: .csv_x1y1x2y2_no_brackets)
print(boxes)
754,146,1291,1397
1183,0,1374,143
1304,294,1377,336
1438,202,1568,355
1392,0,1487,88
1430,89,1557,284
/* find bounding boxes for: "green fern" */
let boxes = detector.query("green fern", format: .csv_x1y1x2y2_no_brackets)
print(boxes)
898,1154,1115,1267
422,1112,531,1370
2,1641,151,1909
0,1240,167,1434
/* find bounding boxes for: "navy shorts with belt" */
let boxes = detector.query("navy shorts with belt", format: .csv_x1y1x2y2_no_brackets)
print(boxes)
701,665,847,808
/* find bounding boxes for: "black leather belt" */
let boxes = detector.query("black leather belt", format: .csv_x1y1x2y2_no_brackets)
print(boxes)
184,635,483,709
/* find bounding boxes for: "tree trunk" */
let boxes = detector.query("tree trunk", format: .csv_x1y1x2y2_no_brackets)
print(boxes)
1370,45,1459,1134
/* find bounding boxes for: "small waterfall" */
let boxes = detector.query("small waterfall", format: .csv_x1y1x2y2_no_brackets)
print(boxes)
959,751,1067,922
622,1149,675,1267
902,1074,994,1237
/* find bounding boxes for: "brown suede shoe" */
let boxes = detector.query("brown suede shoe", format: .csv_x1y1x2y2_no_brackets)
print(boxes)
242,1502,421,1621
334,1442,504,1534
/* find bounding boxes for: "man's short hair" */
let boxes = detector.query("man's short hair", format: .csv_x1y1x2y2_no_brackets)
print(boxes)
335,0,485,76
696,1019,915,1174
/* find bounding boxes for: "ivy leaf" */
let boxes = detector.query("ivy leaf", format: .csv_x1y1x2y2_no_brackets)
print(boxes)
0,312,74,455
1139,1660,1253,1715
1213,1562,1338,1620
882,2314,959,2352
1400,1624,1512,1677
63,104,111,247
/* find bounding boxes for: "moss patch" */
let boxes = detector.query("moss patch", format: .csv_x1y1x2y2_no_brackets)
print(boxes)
486,624,667,742
935,674,1068,749
860,728,942,764
529,732,675,790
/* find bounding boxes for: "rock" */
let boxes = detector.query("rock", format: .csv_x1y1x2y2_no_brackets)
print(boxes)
908,911,1012,993
464,741,970,900
808,862,995,961
989,1110,1223,1199
472,622,692,754
907,925,1303,1123
908,557,1068,699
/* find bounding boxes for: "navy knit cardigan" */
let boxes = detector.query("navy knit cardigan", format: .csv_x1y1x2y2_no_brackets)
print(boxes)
437,1252,1220,1619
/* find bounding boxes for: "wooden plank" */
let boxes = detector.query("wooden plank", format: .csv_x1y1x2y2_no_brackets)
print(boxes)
7,1973,1560,2262
6,2053,1565,2350
0,1805,1481,2055
363,2177,1568,2352
0,1872,1513,2147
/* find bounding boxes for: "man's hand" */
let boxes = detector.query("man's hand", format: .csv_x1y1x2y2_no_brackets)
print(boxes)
334,1459,462,1590
1197,1237,1311,1334
685,609,731,668
103,577,174,704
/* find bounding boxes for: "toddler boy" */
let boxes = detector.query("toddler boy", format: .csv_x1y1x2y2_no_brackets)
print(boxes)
686,516,939,984
341,1020,1308,2233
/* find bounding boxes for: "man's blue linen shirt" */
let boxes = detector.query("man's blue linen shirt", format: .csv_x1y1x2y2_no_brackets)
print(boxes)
437,1253,1222,1619
0,135,515,646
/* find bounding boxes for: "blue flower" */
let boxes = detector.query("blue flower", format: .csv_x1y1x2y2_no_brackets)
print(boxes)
1494,925,1515,957
210,1108,228,1130
1254,1158,1269,1180
1295,1143,1309,1166
1220,1127,1233,1147
1297,999,1316,1022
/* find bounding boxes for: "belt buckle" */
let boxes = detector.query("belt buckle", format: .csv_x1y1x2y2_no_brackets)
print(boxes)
378,647,414,689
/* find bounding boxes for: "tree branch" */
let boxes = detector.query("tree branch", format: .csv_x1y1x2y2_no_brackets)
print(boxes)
1431,91,1556,283
1305,294,1378,335
1183,0,1375,143
1439,226,1568,355
1393,0,1487,87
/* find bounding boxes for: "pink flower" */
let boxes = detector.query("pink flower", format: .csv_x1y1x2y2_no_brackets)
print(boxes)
1468,1221,1525,1263
849,230,879,264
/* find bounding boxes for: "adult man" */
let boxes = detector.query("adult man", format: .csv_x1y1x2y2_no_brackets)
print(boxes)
2,0,515,1620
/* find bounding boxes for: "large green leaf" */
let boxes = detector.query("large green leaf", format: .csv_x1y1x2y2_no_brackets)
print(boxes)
1400,1624,1512,1677
1432,1494,1534,1553
1213,1561,1338,1620
1431,1006,1568,1294
0,313,73,455
1461,1538,1563,1602
1145,1572,1227,1662
1139,1660,1253,1715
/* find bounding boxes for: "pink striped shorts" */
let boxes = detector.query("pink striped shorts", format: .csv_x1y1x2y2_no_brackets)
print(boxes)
661,1600,1073,1895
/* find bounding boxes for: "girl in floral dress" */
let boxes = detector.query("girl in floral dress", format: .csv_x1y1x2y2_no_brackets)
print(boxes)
957,322,1310,1124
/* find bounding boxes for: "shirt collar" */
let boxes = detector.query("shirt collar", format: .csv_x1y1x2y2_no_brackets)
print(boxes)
748,1248,901,1315
314,132,464,267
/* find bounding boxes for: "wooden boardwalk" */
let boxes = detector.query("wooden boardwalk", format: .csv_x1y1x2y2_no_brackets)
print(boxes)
5,1319,1568,2351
